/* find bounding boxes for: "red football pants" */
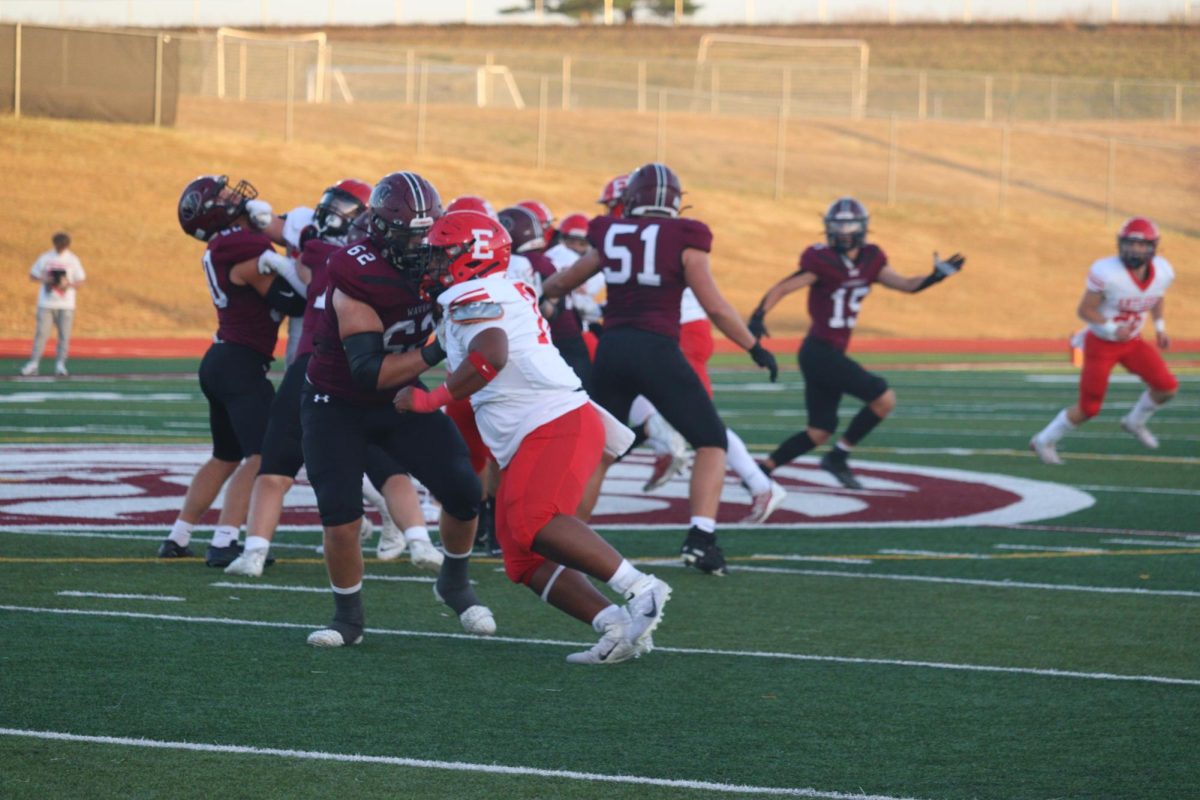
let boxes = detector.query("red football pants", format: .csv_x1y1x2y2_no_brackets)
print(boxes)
679,319,714,397
444,396,492,474
1078,332,1177,418
495,403,605,586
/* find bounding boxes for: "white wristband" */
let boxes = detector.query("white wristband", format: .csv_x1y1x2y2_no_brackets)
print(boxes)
1154,319,1166,334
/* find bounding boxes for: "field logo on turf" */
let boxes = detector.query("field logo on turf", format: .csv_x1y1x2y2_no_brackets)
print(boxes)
0,445,1093,529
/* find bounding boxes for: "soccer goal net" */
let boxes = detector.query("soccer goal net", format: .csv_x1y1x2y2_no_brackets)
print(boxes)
215,27,328,103
693,34,870,118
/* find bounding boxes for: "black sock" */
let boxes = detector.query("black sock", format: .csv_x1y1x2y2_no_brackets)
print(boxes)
436,554,482,614
769,431,818,467
630,423,648,449
332,589,364,630
843,407,884,447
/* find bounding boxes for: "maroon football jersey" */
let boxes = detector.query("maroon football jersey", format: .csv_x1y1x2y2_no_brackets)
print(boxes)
586,215,713,339
306,240,437,406
295,238,339,359
527,251,582,343
798,243,888,352
203,227,281,357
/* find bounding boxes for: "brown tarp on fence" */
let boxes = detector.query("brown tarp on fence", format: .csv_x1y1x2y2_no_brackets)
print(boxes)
0,24,179,125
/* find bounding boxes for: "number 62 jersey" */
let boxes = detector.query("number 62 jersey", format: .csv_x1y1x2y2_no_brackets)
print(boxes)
797,242,888,352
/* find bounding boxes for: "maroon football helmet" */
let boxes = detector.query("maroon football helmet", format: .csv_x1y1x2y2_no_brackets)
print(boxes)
368,171,443,276
497,206,546,254
177,175,257,241
517,200,556,247
621,163,683,218
1117,216,1159,270
823,197,869,253
421,211,513,302
313,178,372,241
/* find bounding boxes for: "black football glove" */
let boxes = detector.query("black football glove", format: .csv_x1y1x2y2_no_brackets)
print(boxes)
748,342,778,383
748,306,769,339
915,252,966,292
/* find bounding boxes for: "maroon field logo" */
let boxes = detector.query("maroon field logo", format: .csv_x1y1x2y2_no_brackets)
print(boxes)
0,445,1093,529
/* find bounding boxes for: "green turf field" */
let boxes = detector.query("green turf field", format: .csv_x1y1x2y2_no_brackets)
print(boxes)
1,355,1197,800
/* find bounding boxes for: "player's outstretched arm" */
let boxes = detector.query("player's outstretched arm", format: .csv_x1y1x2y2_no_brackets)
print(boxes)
542,249,601,300
684,249,778,382
396,328,509,413
749,271,817,337
334,289,431,391
880,252,966,294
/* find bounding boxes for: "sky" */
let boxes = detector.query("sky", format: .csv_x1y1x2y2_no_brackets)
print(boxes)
0,0,1192,27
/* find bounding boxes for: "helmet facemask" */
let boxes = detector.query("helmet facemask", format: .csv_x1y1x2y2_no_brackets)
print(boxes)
1118,237,1155,270
314,187,367,242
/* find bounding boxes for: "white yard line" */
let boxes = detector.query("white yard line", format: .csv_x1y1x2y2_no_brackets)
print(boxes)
878,549,992,559
752,555,875,565
0,727,923,800
1074,485,1200,496
1103,538,1200,549
992,544,1107,553
0,528,319,550
210,577,435,592
1,604,1196,687
56,591,184,602
733,564,1200,599
992,523,1200,538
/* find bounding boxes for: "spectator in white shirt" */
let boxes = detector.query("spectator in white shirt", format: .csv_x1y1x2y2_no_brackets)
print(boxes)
21,232,86,377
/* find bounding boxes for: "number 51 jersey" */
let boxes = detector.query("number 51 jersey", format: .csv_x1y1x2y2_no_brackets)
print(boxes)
586,215,713,340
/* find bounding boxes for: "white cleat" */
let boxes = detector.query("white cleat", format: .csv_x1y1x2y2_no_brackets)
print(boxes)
54,363,69,377
306,628,363,648
623,574,672,653
376,521,407,561
743,480,787,524
1029,436,1063,465
408,538,444,570
224,547,268,577
643,414,688,492
1120,416,1160,449
457,605,497,636
566,609,640,665
19,362,38,377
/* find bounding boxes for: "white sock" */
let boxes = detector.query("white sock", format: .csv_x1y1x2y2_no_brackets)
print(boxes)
1126,390,1162,427
404,525,431,544
590,603,625,633
360,476,390,521
1037,408,1076,445
606,559,644,595
244,535,271,552
726,429,769,494
629,396,656,428
168,519,194,547
211,525,240,548
690,516,716,534
331,581,363,594
835,441,853,454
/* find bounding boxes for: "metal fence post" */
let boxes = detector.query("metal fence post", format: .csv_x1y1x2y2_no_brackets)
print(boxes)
773,70,791,201
536,76,548,169
710,64,719,114
984,74,993,122
1105,137,1116,224
154,33,164,128
1175,83,1183,125
238,43,247,101
1049,76,1058,122
561,56,571,111
917,71,927,120
13,23,21,118
405,49,415,105
416,61,429,155
1112,79,1120,119
887,115,898,206
285,44,295,142
637,60,646,113
656,90,667,162
999,124,1011,212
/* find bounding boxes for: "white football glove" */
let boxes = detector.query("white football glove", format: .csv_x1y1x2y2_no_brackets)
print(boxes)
246,199,274,231
257,250,293,276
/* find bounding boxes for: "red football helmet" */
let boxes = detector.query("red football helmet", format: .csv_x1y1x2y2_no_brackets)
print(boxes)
313,178,372,241
177,175,257,241
1117,216,1159,269
368,171,443,276
422,210,512,301
517,200,556,247
446,195,499,220
559,212,589,241
823,197,869,253
621,163,683,218
597,173,629,217
497,206,546,254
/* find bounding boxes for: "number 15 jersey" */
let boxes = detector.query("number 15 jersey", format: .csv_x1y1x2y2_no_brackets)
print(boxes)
586,215,713,340
797,243,888,352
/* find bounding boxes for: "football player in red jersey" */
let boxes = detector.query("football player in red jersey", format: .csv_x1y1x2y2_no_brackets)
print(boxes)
749,197,964,489
302,171,493,647
394,211,671,664
543,163,778,576
161,175,307,566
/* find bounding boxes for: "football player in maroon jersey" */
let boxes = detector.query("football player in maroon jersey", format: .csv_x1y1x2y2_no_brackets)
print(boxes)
543,163,778,576
749,197,964,489
302,171,493,647
162,175,307,566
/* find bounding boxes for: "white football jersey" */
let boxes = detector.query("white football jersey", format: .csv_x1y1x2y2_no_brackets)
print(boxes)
1084,255,1174,340
438,276,588,468
679,287,706,324
505,253,539,293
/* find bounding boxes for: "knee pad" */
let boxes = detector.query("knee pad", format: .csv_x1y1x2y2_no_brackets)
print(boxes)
436,462,483,521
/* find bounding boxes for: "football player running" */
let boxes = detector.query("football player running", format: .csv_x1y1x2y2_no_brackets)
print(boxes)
542,163,779,576
162,175,306,566
750,197,964,490
302,171,493,647
395,210,670,664
1030,217,1177,464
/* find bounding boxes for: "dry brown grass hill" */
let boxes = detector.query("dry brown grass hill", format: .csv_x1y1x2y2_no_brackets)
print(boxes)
1,110,1195,341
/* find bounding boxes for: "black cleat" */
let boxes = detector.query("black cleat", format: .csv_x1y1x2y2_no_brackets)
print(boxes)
205,541,245,568
820,451,863,490
476,496,500,555
157,539,195,559
680,527,727,576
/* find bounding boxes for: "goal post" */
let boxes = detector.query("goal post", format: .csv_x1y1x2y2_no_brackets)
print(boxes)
694,34,870,118
215,26,328,102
